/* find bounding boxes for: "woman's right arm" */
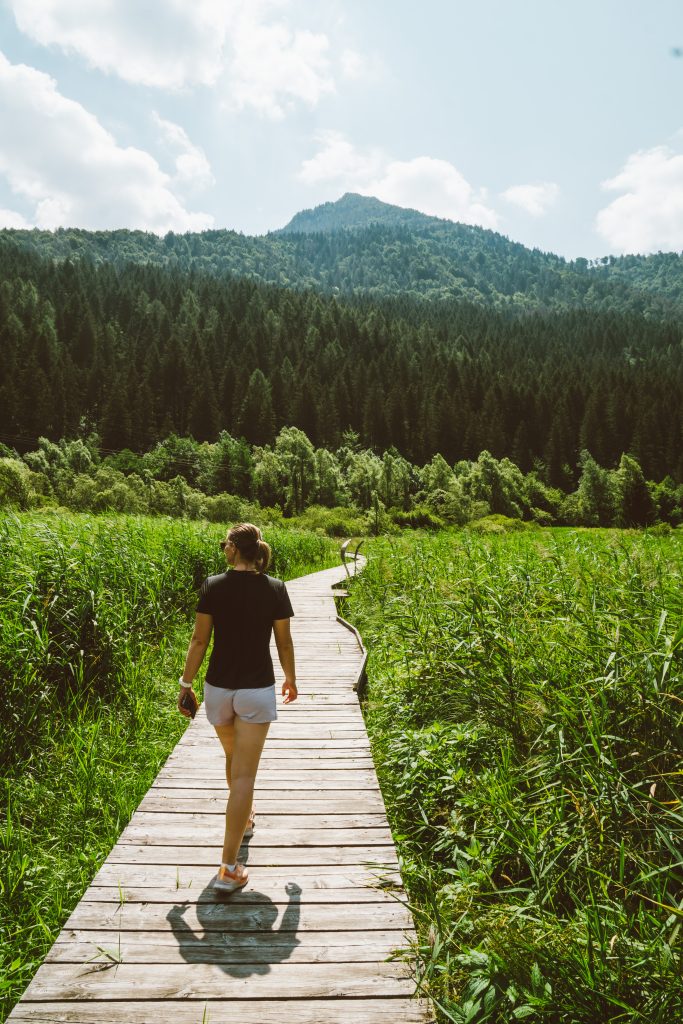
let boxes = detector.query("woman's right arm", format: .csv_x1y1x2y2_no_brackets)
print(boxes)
273,618,297,703
178,612,212,717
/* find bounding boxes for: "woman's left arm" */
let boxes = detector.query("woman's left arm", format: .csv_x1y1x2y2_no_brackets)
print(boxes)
178,612,213,716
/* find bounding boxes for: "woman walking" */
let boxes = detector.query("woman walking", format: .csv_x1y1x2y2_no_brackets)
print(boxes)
177,523,296,892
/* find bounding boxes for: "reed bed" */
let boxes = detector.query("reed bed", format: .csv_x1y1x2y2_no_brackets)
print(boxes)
0,511,337,1021
348,527,683,1023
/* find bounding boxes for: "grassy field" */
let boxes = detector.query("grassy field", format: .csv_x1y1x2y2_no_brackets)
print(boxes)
0,511,338,1021
345,527,683,1023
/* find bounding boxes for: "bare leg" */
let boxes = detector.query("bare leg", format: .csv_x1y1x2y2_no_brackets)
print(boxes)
215,723,234,788
222,718,270,866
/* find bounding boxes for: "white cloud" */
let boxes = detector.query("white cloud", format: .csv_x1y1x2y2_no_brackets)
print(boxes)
366,157,498,228
0,52,213,232
152,113,214,190
0,207,32,228
298,131,383,186
298,134,498,228
501,182,559,217
596,145,683,254
226,7,334,118
9,0,336,116
9,0,229,89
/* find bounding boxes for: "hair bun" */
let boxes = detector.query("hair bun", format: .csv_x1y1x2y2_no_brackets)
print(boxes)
228,523,271,573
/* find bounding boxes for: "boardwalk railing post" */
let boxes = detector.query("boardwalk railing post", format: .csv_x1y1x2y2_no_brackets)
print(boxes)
339,538,365,579
339,538,352,578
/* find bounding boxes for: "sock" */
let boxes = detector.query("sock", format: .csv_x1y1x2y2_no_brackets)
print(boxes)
222,862,236,872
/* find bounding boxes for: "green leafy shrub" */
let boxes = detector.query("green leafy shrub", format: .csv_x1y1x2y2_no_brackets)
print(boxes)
294,503,366,537
391,505,445,529
467,513,529,533
0,458,33,509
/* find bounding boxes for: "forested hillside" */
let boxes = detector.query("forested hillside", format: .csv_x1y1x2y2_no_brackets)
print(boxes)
3,193,683,316
1,240,682,483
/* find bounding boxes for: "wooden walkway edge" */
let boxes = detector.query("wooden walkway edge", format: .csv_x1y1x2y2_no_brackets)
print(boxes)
8,562,435,1023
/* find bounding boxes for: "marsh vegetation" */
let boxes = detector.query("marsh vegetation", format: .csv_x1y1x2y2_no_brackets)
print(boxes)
0,512,337,1020
347,527,683,1023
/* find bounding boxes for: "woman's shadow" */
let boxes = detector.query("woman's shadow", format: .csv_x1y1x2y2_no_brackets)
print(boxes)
166,872,302,977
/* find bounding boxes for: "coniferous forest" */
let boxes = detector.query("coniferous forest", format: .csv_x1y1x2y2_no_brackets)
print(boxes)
1,216,682,492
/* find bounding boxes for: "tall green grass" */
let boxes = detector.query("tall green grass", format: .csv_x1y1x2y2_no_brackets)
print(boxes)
348,527,683,1023
0,511,337,1021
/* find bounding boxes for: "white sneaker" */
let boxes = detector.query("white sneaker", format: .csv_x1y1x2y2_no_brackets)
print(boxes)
212,862,248,893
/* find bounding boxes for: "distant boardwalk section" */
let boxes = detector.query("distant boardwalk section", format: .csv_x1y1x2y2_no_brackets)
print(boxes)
8,562,434,1023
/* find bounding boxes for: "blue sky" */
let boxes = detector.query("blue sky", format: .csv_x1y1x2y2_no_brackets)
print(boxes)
0,0,681,258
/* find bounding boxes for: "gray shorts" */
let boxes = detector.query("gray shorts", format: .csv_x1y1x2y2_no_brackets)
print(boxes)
203,681,278,726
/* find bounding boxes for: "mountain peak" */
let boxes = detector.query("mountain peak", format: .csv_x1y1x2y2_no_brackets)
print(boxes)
278,192,443,234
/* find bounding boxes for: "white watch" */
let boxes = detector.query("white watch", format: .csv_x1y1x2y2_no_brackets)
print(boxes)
179,676,192,688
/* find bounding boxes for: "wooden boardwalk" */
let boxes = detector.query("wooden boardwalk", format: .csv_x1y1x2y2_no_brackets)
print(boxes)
9,563,434,1023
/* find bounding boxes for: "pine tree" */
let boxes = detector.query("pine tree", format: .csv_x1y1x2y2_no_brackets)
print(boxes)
237,370,276,446
100,374,133,451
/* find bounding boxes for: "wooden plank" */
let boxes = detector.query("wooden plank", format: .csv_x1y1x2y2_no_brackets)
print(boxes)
191,711,365,719
119,826,394,846
237,712,368,721
157,766,377,777
154,784,377,796
176,733,370,741
152,783,382,796
161,770,378,774
159,765,377,776
162,762,376,774
188,726,368,735
156,769,378,781
23,962,416,1000
77,884,403,905
8,999,434,1023
107,844,400,866
139,794,386,813
170,732,372,742
194,691,360,698
128,812,389,829
47,929,413,964
141,786,382,798
154,776,381,790
65,902,415,932
181,694,359,703
92,864,401,888
178,737,374,749
250,726,370,733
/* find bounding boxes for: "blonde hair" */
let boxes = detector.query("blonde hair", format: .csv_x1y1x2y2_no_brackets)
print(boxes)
227,523,271,574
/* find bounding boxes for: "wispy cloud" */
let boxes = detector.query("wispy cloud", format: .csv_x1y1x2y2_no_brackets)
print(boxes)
152,113,214,191
298,132,498,228
0,52,213,232
596,145,683,253
501,182,559,217
339,48,384,83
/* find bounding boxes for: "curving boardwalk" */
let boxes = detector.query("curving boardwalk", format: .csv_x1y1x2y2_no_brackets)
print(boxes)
9,562,434,1023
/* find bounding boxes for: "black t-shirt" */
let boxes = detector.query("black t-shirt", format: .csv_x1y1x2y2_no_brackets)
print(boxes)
196,570,294,689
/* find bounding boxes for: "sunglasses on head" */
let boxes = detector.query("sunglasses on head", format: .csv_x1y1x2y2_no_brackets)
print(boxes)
219,539,233,551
